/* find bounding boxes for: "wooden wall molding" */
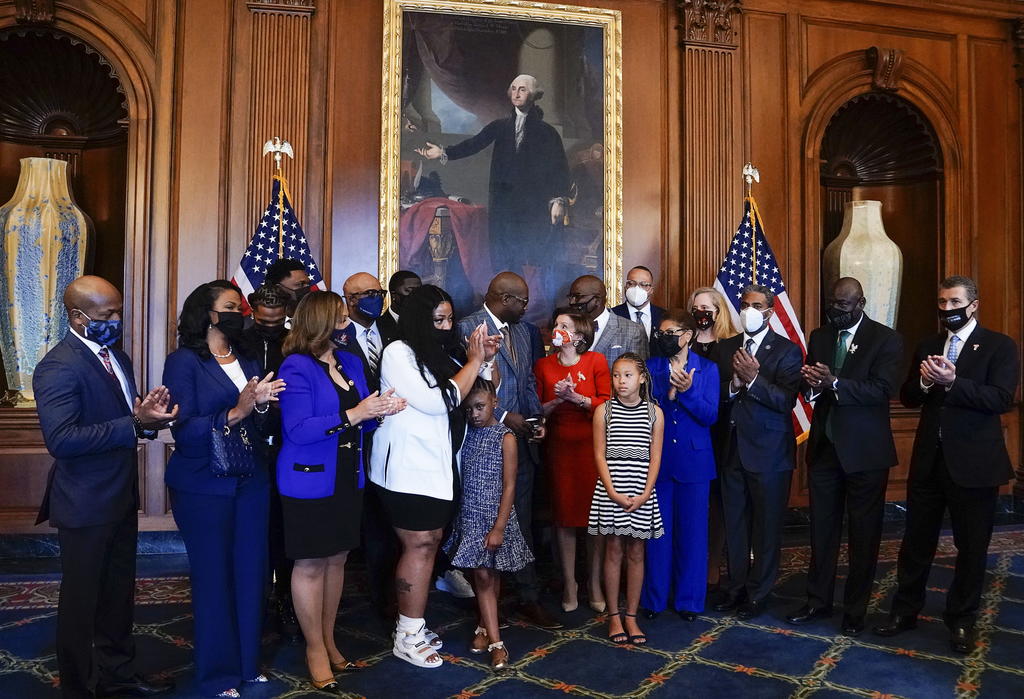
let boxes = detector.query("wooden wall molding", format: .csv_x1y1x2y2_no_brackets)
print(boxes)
246,0,315,17
1013,16,1024,84
866,45,906,91
680,0,743,47
14,0,52,23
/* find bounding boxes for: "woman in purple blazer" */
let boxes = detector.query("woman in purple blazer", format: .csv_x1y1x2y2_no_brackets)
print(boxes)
276,291,405,693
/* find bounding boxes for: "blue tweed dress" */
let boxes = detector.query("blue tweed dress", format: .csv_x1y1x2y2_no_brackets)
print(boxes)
444,424,534,572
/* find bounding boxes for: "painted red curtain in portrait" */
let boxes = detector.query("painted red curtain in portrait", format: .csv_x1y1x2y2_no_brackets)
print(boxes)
399,197,493,292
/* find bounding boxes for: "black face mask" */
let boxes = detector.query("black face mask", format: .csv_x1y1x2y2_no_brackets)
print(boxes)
282,284,310,314
214,311,246,341
825,306,862,331
691,309,714,331
254,323,287,341
433,327,459,349
569,296,599,317
939,306,972,332
653,331,684,357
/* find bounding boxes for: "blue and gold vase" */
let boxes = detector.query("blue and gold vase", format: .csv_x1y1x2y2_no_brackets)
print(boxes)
0,158,90,405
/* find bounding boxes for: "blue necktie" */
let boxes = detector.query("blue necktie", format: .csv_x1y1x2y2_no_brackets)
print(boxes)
947,335,961,364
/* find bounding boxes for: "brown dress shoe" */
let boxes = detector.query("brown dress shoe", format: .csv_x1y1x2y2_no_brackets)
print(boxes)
515,601,563,629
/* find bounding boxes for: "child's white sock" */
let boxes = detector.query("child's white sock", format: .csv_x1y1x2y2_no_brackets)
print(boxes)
397,613,424,636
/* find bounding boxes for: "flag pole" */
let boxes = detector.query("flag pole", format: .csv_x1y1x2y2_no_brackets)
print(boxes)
261,136,295,261
742,163,760,283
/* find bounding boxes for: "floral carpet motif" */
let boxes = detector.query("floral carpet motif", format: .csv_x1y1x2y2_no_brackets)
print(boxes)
1,529,1023,698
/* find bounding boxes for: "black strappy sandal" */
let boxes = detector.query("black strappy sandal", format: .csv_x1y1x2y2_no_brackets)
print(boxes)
623,612,648,646
608,611,629,645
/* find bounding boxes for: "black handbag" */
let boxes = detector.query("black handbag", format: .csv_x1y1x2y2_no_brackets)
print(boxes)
210,418,257,478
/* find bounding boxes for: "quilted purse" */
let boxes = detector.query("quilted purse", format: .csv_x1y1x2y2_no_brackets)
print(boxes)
210,420,257,478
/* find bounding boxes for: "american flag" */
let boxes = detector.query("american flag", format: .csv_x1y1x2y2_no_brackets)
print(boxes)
231,175,325,308
714,196,813,442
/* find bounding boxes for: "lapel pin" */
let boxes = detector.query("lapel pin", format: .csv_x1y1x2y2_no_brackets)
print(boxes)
577,371,586,382
849,344,858,354
973,344,980,351
764,344,771,351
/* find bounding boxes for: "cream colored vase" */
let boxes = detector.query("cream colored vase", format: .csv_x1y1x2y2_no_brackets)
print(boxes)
823,200,903,328
0,158,90,404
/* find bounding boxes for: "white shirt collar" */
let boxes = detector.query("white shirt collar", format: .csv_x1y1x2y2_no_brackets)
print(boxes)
594,307,611,331
388,307,400,323
484,304,508,332
948,316,978,343
627,299,651,312
742,324,771,350
68,327,106,354
514,107,528,120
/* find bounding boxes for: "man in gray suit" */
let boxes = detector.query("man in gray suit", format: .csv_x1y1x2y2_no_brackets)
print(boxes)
459,272,561,629
567,275,649,368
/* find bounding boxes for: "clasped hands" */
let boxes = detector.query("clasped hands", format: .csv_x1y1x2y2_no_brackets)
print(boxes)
801,362,836,390
668,365,695,397
730,348,759,390
553,373,583,406
610,488,650,513
355,387,407,422
229,372,286,424
920,355,956,386
133,386,179,431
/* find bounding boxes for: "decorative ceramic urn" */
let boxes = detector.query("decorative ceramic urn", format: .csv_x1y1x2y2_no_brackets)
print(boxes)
0,158,91,404
823,200,903,328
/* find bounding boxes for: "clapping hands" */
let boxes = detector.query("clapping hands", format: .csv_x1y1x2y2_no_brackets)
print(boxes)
357,388,407,422
921,355,956,386
133,386,179,431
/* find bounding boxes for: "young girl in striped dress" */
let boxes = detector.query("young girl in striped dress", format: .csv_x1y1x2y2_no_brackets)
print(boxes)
588,352,665,646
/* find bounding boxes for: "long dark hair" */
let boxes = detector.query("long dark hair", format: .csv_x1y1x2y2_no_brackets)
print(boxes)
177,280,247,360
398,284,462,410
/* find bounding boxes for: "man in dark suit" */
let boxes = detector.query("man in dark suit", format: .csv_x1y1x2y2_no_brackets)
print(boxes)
785,278,903,636
713,283,803,619
568,275,649,370
611,265,666,356
874,276,1019,653
343,272,399,393
34,276,177,699
459,271,561,629
378,270,421,340
417,74,569,278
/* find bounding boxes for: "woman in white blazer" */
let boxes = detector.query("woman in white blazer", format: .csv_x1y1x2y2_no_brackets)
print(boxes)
369,285,498,669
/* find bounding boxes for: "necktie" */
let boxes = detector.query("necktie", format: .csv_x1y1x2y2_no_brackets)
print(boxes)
834,330,851,371
365,328,380,374
98,347,117,377
745,338,755,355
635,310,644,326
514,115,524,150
947,335,961,364
500,326,517,365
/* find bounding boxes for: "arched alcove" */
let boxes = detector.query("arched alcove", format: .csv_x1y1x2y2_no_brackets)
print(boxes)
819,92,943,362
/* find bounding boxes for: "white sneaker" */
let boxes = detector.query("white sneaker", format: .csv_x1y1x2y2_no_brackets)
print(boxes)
435,569,475,598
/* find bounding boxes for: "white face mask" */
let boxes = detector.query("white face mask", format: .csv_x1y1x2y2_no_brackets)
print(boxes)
625,286,649,308
741,307,767,334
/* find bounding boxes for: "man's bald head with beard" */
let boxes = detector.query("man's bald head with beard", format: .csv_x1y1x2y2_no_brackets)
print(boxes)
484,272,529,324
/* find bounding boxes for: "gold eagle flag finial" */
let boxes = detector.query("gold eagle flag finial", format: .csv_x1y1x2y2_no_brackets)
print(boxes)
262,137,294,172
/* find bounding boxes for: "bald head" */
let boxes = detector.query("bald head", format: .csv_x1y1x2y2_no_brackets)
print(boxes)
343,272,384,328
568,275,607,320
343,272,381,297
825,276,866,329
485,272,529,323
64,276,123,339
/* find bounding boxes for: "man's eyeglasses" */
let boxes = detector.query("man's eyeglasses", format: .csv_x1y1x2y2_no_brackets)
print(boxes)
624,280,654,290
504,293,529,308
567,293,597,303
349,289,387,301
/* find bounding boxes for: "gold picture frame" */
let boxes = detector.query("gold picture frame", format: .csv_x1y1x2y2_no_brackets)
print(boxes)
379,0,622,322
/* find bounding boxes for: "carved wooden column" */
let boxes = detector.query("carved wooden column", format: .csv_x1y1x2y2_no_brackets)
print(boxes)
243,1,315,242
1013,17,1024,503
679,0,743,290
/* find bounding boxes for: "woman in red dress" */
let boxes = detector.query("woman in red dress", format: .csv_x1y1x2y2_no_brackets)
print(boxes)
534,309,611,613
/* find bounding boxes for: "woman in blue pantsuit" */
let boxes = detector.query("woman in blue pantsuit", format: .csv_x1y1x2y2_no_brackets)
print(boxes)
163,280,285,698
641,309,719,620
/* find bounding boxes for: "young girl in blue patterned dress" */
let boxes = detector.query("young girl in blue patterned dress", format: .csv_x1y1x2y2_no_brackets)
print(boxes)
588,353,665,646
444,379,533,670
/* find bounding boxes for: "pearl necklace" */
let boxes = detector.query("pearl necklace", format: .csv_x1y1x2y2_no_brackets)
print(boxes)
212,346,234,359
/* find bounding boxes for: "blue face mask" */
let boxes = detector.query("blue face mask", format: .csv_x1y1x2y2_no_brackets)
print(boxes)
77,310,123,346
356,294,385,320
332,325,357,348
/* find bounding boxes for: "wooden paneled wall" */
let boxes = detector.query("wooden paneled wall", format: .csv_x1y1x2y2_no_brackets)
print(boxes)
0,0,1020,530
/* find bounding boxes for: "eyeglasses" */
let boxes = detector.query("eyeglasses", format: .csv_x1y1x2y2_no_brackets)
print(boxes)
567,292,597,303
653,328,689,338
504,293,529,308
349,289,387,301
624,280,653,290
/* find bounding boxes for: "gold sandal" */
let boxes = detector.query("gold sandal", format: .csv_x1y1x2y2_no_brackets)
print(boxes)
470,625,489,654
488,641,509,670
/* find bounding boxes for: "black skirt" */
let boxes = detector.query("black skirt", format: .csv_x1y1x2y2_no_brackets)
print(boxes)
281,467,364,559
373,483,455,532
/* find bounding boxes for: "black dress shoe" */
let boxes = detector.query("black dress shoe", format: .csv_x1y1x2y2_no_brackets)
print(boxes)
712,594,743,613
95,678,174,697
736,599,767,620
950,625,974,654
785,604,833,625
677,610,698,622
841,614,865,636
515,601,564,629
872,614,917,637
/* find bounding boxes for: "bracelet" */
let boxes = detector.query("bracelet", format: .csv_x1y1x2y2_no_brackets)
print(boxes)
376,415,385,424
577,395,587,408
254,402,270,414
131,415,145,438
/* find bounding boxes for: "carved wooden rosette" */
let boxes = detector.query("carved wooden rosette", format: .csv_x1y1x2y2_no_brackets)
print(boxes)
14,0,54,25
243,0,315,249
679,0,743,289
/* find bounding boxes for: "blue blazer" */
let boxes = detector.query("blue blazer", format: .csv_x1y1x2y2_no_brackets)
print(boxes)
458,307,542,418
163,347,268,495
648,353,718,483
276,350,374,499
34,333,141,528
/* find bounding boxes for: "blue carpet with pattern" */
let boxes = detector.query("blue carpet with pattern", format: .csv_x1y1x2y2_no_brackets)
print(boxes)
2,528,1024,698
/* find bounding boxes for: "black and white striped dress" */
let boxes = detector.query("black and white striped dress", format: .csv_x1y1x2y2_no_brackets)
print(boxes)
587,397,664,540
